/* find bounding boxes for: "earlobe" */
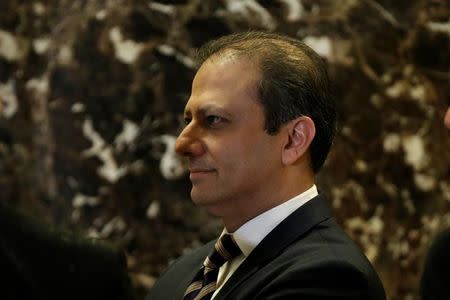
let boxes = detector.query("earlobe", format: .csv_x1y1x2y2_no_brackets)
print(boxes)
282,117,315,165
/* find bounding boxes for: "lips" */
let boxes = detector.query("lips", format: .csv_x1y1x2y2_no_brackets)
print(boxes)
189,168,215,173
189,168,215,180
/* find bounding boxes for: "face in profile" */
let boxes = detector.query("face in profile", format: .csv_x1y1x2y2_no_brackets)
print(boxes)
175,56,285,217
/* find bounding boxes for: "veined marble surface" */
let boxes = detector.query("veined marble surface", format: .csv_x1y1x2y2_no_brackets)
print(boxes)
0,1,449,299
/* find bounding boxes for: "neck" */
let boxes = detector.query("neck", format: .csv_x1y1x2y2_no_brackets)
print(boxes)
222,173,315,232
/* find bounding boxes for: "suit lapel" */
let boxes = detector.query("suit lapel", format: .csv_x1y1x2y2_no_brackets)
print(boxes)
214,194,332,300
173,240,215,300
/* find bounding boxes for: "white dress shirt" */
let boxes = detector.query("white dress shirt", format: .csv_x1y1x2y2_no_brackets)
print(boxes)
211,184,318,299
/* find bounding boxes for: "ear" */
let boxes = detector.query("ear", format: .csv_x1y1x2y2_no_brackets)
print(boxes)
281,116,316,165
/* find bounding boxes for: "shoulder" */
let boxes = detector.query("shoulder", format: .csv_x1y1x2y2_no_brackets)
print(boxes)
283,217,376,269
0,205,134,300
256,218,386,299
0,204,126,270
257,258,385,300
425,228,450,257
421,228,450,300
422,228,450,275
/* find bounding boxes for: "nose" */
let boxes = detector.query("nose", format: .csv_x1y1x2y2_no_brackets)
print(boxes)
175,123,206,157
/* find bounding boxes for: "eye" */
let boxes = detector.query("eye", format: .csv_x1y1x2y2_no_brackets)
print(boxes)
205,115,224,126
183,116,192,125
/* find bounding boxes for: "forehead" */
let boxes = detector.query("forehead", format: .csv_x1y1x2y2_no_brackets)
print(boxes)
185,56,261,113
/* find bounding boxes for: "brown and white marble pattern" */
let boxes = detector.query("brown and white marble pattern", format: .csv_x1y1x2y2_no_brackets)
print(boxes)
0,0,449,299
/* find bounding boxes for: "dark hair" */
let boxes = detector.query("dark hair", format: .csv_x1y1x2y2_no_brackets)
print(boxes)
196,31,336,173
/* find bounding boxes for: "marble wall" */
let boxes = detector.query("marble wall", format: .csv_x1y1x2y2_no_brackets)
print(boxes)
0,0,449,299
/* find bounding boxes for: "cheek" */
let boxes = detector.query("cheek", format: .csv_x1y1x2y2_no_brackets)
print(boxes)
209,131,279,173
209,140,253,176
230,139,277,175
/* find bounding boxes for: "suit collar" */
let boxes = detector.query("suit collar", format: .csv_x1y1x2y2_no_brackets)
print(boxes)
215,193,332,300
230,184,318,257
172,240,214,300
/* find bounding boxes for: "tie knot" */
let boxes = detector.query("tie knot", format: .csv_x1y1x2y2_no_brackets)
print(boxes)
204,234,241,270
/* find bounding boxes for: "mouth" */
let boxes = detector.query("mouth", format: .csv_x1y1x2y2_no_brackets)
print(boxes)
189,168,216,180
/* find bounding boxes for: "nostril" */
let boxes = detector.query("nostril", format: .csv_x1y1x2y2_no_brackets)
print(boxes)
175,141,192,158
175,137,204,157
174,138,187,155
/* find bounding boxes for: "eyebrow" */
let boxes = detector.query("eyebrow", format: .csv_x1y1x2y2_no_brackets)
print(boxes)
184,104,230,118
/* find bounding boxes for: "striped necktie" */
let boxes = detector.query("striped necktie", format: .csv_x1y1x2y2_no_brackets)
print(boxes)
183,234,242,300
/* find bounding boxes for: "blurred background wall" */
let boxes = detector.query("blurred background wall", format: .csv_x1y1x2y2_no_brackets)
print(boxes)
0,0,449,299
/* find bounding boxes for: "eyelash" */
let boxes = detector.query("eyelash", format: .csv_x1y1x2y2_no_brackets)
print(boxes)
183,115,225,127
205,115,223,125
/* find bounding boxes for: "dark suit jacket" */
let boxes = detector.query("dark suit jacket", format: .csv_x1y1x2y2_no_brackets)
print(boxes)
0,204,135,300
147,194,386,300
420,227,450,300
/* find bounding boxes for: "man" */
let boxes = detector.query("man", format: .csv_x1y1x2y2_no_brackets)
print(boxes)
147,31,386,300
420,105,450,299
0,103,135,299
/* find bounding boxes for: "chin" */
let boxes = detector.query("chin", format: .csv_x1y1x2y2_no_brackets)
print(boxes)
190,191,223,215
190,189,211,205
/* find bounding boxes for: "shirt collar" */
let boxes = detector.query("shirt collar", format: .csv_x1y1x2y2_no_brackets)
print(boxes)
222,185,318,257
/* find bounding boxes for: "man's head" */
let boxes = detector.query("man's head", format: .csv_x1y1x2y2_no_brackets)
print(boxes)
175,31,335,229
195,31,336,173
